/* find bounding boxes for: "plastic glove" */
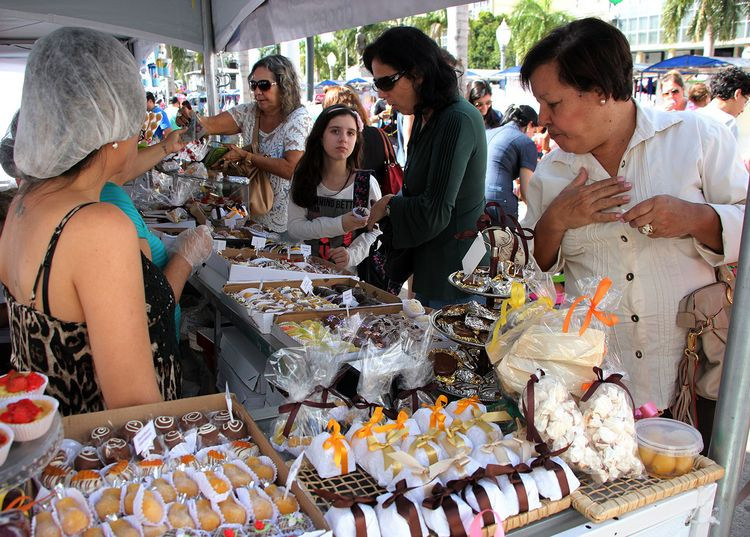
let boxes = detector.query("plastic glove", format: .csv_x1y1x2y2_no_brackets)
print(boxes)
173,225,213,267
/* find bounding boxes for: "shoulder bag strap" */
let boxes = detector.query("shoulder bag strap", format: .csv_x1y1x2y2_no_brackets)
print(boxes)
377,128,396,165
252,107,262,151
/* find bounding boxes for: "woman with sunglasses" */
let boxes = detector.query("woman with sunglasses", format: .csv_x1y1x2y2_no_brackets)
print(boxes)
466,80,502,129
178,55,312,232
659,70,688,112
520,18,745,448
364,27,487,308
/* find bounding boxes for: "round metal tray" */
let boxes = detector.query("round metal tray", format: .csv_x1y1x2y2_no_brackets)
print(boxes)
430,309,486,348
447,269,515,299
0,412,63,492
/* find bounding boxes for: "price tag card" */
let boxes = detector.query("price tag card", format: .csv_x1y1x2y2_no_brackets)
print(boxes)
342,289,355,307
212,240,226,252
225,382,234,422
224,218,237,230
284,451,306,498
300,244,312,258
252,236,267,250
301,276,314,295
462,232,487,276
133,420,157,456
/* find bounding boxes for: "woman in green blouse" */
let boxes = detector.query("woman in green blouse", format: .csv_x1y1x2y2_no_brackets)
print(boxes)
364,27,487,307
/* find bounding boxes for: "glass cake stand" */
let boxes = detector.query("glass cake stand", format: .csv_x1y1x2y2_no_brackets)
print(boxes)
0,412,63,492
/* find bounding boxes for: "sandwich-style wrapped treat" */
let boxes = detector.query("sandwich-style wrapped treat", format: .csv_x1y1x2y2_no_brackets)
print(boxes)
528,444,580,501
453,412,503,448
522,372,607,482
413,395,453,434
374,410,421,449
375,480,429,537
471,434,526,468
317,490,381,537
448,470,512,528
401,434,447,468
432,426,474,458
438,453,483,485
306,420,356,478
484,463,541,516
388,451,456,502
346,407,387,462
445,396,486,421
420,483,475,537
358,433,404,488
579,368,644,481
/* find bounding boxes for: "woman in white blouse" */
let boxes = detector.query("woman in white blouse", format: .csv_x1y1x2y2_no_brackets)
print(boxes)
519,18,745,443
178,55,312,232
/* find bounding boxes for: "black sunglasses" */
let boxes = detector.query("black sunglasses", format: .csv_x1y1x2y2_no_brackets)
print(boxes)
662,88,681,96
249,79,277,91
372,71,406,91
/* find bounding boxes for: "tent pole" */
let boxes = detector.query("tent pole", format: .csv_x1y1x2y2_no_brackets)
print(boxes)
306,36,314,103
708,175,750,537
201,0,218,116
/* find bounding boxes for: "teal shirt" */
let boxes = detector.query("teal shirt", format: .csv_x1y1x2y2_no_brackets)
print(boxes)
388,97,488,301
100,182,181,336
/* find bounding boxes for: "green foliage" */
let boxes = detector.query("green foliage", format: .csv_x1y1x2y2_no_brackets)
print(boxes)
169,46,192,80
469,12,503,69
661,0,749,48
507,0,573,66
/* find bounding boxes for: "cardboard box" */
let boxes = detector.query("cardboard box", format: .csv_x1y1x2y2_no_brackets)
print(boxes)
208,248,354,283
223,278,402,333
61,394,329,530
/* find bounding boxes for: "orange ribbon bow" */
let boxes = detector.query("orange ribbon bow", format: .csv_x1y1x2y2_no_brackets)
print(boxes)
454,395,481,417
375,410,411,444
423,394,449,431
563,277,619,336
354,407,385,439
323,419,349,475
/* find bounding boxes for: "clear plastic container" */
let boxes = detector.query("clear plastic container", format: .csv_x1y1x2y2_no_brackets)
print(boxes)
635,417,703,478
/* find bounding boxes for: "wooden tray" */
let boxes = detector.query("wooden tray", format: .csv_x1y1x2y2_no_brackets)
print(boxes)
571,455,725,523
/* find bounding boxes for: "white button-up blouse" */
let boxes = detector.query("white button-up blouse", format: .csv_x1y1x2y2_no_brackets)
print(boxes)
522,103,746,409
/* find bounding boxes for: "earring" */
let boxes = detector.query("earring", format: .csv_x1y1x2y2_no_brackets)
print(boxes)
600,99,607,105
112,142,119,149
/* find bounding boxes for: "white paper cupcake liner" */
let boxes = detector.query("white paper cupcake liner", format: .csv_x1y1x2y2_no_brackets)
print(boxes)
53,488,94,535
133,483,167,527
1,395,59,441
186,468,233,503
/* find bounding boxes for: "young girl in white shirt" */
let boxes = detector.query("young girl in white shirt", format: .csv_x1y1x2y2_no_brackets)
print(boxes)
287,104,382,270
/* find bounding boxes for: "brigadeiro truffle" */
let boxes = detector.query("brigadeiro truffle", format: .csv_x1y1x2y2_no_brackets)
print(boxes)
197,423,220,447
74,446,103,471
90,426,113,446
120,420,143,442
212,410,231,426
102,437,131,464
163,430,185,449
221,419,247,441
180,411,208,430
154,415,177,435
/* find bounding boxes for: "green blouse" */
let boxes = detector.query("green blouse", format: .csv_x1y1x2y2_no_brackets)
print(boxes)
388,97,488,301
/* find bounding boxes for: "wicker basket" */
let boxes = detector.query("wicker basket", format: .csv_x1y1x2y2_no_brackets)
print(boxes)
571,455,725,523
295,461,571,533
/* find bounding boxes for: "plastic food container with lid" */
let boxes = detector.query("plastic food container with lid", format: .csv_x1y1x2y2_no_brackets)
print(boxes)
635,417,703,478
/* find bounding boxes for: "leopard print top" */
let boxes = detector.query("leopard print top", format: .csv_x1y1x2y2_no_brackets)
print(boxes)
4,203,181,416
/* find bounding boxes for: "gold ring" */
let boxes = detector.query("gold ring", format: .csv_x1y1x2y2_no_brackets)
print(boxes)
639,224,654,236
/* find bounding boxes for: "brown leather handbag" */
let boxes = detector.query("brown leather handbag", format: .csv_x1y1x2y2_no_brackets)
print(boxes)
220,108,274,216
670,265,735,427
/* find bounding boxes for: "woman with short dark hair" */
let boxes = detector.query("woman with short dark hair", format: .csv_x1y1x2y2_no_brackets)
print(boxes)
364,26,487,307
466,80,502,129
520,18,745,446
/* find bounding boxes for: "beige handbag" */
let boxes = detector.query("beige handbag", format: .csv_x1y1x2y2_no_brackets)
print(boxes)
670,265,735,426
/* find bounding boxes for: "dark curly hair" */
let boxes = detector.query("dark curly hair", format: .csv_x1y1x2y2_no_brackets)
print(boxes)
250,55,303,118
291,105,363,209
363,26,459,115
709,66,750,101
520,18,633,102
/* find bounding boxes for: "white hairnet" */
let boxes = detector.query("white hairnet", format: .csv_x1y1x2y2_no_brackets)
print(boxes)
15,27,145,179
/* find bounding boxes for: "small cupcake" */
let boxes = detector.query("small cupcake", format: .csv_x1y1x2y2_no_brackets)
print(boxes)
277,513,313,535
0,423,13,467
0,395,59,441
0,370,48,399
74,446,103,471
248,520,280,536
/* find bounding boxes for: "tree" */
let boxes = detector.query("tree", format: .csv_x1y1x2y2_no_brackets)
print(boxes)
661,0,749,56
469,12,504,69
507,0,572,66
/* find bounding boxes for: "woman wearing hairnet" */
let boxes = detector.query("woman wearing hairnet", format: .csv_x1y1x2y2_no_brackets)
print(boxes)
0,27,184,416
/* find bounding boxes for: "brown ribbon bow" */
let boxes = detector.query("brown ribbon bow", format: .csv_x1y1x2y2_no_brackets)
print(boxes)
422,483,467,537
530,443,571,497
278,384,351,438
448,469,498,528
312,489,377,537
382,479,423,537
397,383,437,413
580,366,636,416
352,395,398,420
485,463,533,513
521,372,546,444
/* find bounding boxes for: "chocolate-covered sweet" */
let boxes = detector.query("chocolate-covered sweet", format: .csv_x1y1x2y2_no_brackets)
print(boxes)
70,470,102,495
229,440,258,459
221,419,247,441
120,420,143,441
49,449,68,467
102,437,130,464
104,460,135,485
154,416,177,435
136,436,165,459
180,411,208,430
163,430,184,449
197,423,220,447
90,426,113,446
74,446,102,471
212,410,231,426
432,351,458,377
41,464,70,489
